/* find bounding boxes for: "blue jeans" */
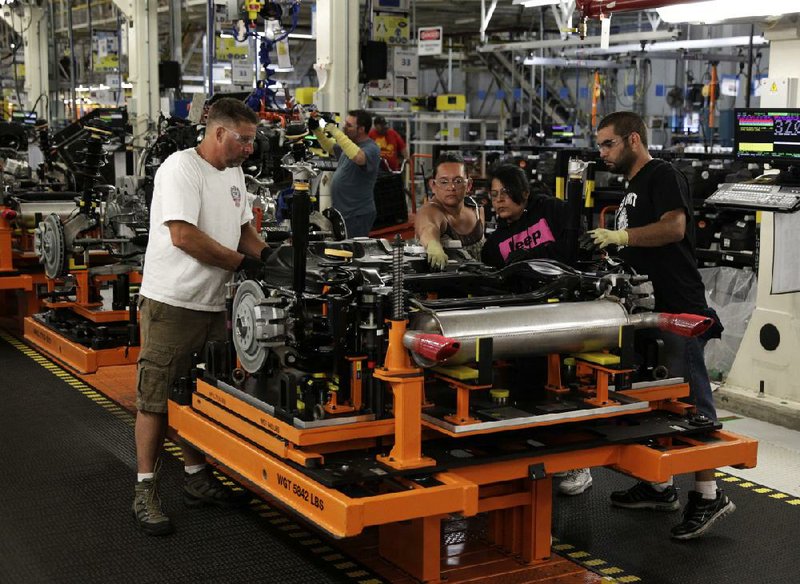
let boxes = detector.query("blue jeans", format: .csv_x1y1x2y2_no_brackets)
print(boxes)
344,211,376,238
658,331,717,422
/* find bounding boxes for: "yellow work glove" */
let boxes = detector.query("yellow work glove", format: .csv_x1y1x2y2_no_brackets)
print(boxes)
326,124,361,160
588,228,628,250
426,240,448,271
312,126,336,155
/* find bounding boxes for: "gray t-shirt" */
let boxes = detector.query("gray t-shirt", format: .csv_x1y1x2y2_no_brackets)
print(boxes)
330,138,381,218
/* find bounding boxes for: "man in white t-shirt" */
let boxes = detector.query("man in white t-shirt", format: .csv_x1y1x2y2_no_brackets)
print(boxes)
133,98,269,535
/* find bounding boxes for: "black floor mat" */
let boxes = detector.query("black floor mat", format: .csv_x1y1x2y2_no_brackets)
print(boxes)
0,333,377,584
553,466,800,583
5,329,795,584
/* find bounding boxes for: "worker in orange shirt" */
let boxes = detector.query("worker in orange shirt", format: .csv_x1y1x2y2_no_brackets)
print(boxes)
368,115,409,172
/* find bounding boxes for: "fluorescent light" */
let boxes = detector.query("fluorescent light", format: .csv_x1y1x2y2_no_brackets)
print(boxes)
657,0,796,24
647,36,769,51
567,42,644,55
288,33,314,40
512,0,559,7
564,35,768,56
523,56,624,68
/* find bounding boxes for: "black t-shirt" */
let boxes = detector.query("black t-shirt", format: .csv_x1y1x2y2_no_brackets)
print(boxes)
481,194,568,268
615,159,707,314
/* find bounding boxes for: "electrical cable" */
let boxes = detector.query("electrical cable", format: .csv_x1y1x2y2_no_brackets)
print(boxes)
245,1,301,112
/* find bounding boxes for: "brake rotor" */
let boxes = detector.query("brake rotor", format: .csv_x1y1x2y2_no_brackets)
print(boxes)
34,213,68,279
232,279,286,373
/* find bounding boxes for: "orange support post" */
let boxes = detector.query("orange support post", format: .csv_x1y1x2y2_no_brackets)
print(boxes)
379,514,446,583
591,70,601,130
0,208,15,272
374,319,436,470
545,353,569,394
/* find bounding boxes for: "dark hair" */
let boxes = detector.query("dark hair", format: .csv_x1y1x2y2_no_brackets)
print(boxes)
432,151,466,177
488,163,529,205
206,98,259,127
597,111,648,147
373,115,387,126
348,109,372,133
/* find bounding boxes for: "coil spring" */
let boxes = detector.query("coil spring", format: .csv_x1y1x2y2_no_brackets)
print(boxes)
392,235,404,320
75,131,109,194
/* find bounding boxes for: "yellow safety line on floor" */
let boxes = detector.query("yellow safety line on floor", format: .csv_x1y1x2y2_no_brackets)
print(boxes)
0,330,388,584
715,471,800,507
551,537,639,583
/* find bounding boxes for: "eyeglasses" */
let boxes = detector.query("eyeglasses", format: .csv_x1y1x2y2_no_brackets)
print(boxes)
223,126,257,146
597,134,630,152
489,188,511,201
434,177,468,188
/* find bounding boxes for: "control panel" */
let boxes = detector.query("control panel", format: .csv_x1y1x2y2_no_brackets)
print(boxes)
704,182,800,213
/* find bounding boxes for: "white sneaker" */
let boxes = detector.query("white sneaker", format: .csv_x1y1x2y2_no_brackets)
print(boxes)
559,468,592,496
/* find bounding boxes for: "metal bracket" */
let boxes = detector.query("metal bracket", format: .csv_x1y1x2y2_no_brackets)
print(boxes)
645,10,662,32
480,0,499,44
528,462,547,480
551,0,576,40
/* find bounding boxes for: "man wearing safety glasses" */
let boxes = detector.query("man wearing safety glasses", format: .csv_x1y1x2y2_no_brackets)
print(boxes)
133,98,270,536
415,152,485,271
584,111,731,541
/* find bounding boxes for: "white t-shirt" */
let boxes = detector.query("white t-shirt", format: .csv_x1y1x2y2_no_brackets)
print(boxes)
140,148,253,311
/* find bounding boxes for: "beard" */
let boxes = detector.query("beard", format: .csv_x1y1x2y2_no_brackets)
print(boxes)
604,145,636,175
226,155,249,168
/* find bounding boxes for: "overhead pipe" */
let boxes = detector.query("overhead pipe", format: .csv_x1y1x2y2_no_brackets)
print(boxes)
577,0,701,19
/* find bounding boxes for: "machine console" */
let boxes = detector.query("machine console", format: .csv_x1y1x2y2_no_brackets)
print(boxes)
308,156,338,171
704,182,800,213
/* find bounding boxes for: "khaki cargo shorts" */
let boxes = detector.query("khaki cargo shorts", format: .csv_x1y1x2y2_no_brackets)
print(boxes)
136,297,227,414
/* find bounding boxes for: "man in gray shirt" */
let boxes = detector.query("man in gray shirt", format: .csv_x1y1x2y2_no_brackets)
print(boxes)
310,109,381,237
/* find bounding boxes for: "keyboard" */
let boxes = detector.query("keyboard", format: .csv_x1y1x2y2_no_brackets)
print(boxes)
705,183,800,213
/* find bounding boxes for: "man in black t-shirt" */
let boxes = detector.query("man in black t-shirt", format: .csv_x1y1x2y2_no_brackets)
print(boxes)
586,111,734,540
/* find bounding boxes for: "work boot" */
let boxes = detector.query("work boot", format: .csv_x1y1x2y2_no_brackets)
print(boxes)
670,490,735,540
132,477,173,536
610,481,680,511
184,467,251,509
558,468,593,495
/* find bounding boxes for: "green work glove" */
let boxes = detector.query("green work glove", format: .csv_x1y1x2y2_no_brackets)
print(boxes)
426,240,448,271
588,228,628,250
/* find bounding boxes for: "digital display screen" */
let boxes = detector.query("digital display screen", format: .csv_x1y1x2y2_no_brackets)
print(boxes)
549,124,574,138
11,111,38,125
734,108,800,161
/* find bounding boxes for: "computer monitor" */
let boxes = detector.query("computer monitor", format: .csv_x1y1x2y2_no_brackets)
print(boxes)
549,124,574,139
734,108,800,163
11,111,38,125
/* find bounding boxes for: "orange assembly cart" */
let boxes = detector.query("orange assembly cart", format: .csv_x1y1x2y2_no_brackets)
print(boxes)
168,207,758,583
169,303,757,583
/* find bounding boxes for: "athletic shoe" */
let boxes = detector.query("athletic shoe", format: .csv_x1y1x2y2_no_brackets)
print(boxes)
670,490,735,540
610,481,680,511
558,468,593,495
